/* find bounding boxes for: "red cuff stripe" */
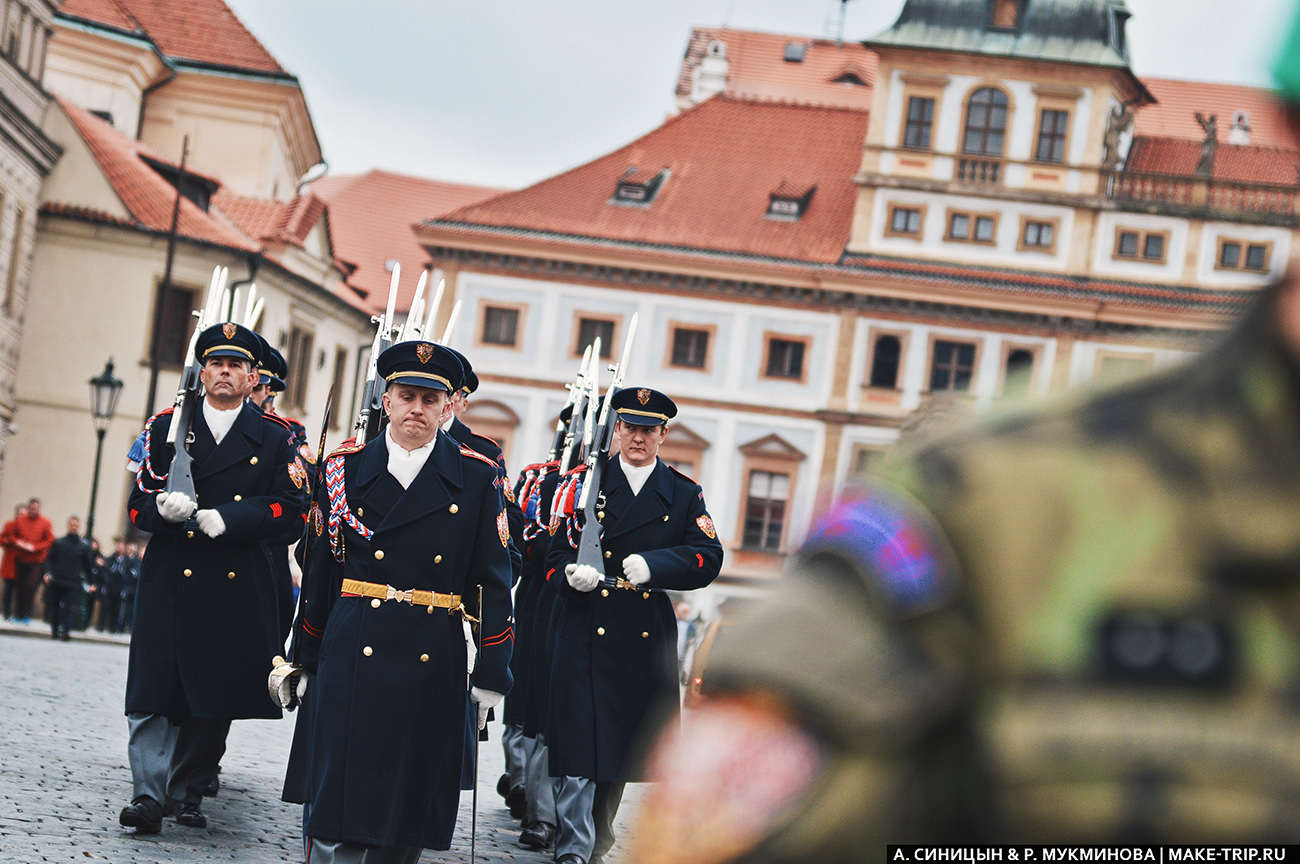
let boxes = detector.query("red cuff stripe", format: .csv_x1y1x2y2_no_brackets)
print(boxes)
129,509,139,524
301,619,322,637
696,553,704,568
270,502,283,518
482,628,514,647
546,568,555,582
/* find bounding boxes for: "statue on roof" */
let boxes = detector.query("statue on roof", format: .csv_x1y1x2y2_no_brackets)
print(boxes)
1195,112,1218,176
1101,101,1135,170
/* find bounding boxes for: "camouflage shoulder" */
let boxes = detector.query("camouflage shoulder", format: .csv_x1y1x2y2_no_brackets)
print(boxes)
326,438,365,460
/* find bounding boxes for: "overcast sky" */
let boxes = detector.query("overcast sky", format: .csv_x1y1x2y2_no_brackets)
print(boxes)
222,0,1297,190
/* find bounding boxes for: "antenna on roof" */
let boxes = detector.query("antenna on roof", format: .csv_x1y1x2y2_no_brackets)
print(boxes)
836,0,854,49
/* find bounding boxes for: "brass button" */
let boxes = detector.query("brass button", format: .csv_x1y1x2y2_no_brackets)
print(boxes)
371,598,381,608
233,494,242,502
449,503,459,514
662,515,669,522
604,550,612,559
600,589,609,597
186,530,194,539
374,550,384,560
357,508,364,517
227,571,236,580
183,568,192,577
419,653,429,663
363,645,373,657
434,555,443,564
597,511,604,520
641,631,649,639
643,591,651,599
596,627,606,636
249,456,258,465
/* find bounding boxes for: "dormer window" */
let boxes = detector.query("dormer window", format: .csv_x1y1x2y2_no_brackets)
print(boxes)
989,0,1019,30
140,154,218,212
767,181,815,220
830,67,870,86
613,167,668,206
783,41,807,63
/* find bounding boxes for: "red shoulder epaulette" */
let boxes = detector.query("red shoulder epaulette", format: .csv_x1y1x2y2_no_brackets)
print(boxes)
668,464,698,485
327,438,364,459
459,445,498,469
262,411,292,431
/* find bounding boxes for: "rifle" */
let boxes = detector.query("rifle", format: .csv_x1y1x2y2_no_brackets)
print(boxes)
575,314,638,586
161,266,230,518
352,262,402,442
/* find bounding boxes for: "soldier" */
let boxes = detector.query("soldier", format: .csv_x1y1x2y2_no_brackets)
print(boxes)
545,387,723,864
118,322,308,834
274,339,514,863
626,60,1300,852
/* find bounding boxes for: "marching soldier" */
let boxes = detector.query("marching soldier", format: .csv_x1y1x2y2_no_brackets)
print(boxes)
545,387,723,864
119,322,308,834
275,339,514,862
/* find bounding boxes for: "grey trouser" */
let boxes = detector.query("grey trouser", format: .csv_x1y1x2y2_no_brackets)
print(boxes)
502,723,527,789
553,776,625,862
523,734,556,827
127,713,230,806
127,713,179,803
304,838,421,864
169,717,231,805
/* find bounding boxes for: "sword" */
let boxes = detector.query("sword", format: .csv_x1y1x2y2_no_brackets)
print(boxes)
470,584,483,864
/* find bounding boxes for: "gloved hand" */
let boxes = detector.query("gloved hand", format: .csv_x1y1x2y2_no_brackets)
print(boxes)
156,491,196,523
565,562,601,592
195,509,226,538
470,686,504,731
268,655,306,710
623,554,651,586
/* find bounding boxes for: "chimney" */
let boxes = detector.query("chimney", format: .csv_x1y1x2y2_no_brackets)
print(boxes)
691,39,728,104
1229,111,1251,145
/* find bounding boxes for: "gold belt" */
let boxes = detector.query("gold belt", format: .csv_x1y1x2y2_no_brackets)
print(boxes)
340,578,474,619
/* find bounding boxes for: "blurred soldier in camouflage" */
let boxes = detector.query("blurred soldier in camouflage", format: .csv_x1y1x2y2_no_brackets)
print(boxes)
628,10,1300,856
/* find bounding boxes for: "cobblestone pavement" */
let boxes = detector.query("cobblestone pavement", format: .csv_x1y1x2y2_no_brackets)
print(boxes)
0,631,643,864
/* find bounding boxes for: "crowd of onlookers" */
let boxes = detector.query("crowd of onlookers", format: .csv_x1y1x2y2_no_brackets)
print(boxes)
1,497,141,640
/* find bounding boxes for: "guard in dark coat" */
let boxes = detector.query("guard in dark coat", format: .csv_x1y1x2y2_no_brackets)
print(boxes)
119,322,308,834
277,340,514,863
544,387,723,864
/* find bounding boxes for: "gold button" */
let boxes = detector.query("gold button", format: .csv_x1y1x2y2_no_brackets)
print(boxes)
249,456,258,465
227,571,236,580
643,591,651,599
186,531,194,539
183,568,192,577
357,508,364,517
374,550,384,560
449,504,459,514
596,627,606,636
641,631,649,638
233,494,242,502
662,515,669,522
597,511,604,520
434,555,443,564
604,550,612,559
420,653,429,663
363,646,373,656
371,598,381,608
600,589,609,597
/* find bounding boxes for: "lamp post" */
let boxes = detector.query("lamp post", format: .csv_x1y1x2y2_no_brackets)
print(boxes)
87,359,124,540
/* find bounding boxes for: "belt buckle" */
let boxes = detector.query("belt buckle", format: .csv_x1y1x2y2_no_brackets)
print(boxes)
385,585,413,604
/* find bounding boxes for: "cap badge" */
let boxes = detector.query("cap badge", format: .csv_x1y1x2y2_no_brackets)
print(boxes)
416,343,434,364
637,388,651,406
222,323,236,339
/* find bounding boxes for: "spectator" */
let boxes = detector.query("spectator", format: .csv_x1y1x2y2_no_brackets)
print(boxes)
10,497,54,624
98,539,132,633
43,516,93,641
118,543,142,633
1,503,24,619
82,539,105,631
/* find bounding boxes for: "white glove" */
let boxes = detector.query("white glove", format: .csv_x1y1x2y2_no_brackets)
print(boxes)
470,686,504,731
565,562,601,592
623,554,651,586
268,656,306,710
156,491,196,523
195,508,226,538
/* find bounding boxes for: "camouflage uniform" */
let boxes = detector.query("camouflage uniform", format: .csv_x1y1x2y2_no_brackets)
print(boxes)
630,283,1300,860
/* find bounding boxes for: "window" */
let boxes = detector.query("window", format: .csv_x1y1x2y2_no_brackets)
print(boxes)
482,305,520,346
767,184,815,219
1018,217,1058,253
1035,109,1069,163
886,204,924,238
1113,228,1168,264
286,325,315,409
991,0,1019,29
868,335,902,389
962,87,1008,156
575,316,615,358
903,96,934,150
742,470,789,552
614,168,667,205
1095,352,1152,386
1003,348,1035,398
947,209,997,244
1216,239,1271,272
329,347,348,428
763,336,807,381
929,339,977,392
151,282,199,367
669,326,711,369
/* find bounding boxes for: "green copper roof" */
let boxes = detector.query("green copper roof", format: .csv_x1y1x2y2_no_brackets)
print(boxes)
866,0,1136,69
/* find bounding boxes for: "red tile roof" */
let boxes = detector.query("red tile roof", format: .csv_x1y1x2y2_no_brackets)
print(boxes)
1124,136,1300,185
1136,78,1299,150
59,0,286,76
677,27,875,110
213,191,328,247
56,96,256,251
308,170,504,313
432,95,869,266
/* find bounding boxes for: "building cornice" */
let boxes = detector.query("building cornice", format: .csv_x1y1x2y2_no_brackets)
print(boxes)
0,85,60,173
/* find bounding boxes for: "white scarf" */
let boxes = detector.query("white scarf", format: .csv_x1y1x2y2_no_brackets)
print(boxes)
619,455,656,497
202,401,242,445
385,428,436,490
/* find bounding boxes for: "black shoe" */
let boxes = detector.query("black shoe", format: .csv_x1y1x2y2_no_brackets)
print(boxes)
520,821,556,850
506,784,527,819
496,773,511,799
176,803,206,828
162,798,180,817
555,855,585,864
119,796,163,834
202,775,219,797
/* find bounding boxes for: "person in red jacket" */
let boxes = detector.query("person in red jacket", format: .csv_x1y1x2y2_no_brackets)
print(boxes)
10,497,54,623
1,502,25,619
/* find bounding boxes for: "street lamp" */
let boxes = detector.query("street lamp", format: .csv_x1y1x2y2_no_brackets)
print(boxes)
86,359,124,539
